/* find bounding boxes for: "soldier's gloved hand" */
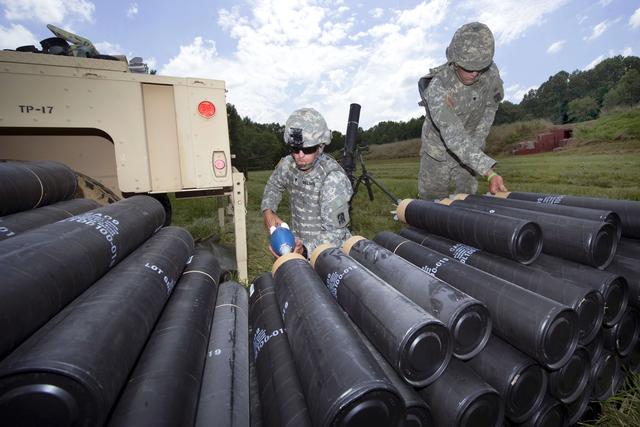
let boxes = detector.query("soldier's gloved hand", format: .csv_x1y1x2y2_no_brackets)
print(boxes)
263,209,284,231
488,173,508,194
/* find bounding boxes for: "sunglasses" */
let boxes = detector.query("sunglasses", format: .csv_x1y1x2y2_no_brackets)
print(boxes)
289,145,318,155
455,63,491,74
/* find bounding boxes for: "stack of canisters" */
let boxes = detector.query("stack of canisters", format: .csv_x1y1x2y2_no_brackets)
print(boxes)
0,160,249,427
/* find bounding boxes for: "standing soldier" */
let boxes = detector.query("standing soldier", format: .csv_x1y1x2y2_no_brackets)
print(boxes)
418,21,508,200
261,108,352,257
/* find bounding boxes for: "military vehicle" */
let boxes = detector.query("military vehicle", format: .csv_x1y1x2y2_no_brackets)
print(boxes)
0,26,248,280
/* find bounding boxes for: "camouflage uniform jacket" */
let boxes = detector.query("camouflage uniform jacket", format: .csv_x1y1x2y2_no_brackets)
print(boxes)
261,153,352,254
419,62,503,176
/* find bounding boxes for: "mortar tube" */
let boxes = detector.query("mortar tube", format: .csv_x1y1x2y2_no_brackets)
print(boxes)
311,244,452,386
346,314,432,427
0,195,166,359
605,256,640,308
107,249,222,427
195,281,250,427
0,160,77,216
529,253,629,327
589,349,621,401
398,227,604,345
417,358,504,427
457,193,622,241
0,227,194,427
465,335,547,423
546,347,590,404
272,253,404,427
248,273,312,427
497,191,640,239
397,199,542,264
343,235,490,360
445,197,618,269
0,199,100,242
510,394,567,427
602,308,640,358
565,387,593,426
374,231,580,369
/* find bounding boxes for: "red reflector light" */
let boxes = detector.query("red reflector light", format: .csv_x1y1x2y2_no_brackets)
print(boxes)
198,101,216,118
214,159,226,170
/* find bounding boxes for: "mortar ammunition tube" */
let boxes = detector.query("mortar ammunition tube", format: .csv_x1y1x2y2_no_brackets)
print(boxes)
399,228,604,345
602,308,640,357
343,236,490,359
195,281,249,427
374,232,579,369
0,227,194,427
589,349,621,401
272,254,404,427
0,195,166,359
108,249,222,427
546,347,590,404
418,359,503,427
348,317,432,427
499,191,640,239
605,256,640,308
312,245,452,386
397,199,542,264
530,254,628,327
513,395,567,427
447,198,618,269
620,342,640,372
0,160,77,216
0,199,100,241
248,273,312,427
565,388,592,426
465,335,546,423
461,194,622,240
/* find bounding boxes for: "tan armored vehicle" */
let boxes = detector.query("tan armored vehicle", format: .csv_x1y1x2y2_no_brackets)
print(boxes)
0,30,248,280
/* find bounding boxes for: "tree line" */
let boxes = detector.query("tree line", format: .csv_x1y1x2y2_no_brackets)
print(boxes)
228,55,640,170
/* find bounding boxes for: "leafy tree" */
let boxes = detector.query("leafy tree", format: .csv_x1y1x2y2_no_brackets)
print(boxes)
602,69,640,110
495,101,527,125
567,96,599,122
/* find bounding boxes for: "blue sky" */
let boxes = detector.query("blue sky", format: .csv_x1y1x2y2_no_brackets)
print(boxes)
1,0,639,131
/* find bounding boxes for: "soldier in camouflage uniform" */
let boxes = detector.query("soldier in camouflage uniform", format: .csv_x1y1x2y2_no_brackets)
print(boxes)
418,22,508,200
261,108,353,257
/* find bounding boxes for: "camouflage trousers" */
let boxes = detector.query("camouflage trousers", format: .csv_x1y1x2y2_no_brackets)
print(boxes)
418,152,478,200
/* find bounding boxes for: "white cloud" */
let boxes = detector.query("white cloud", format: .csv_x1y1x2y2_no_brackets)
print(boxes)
598,0,613,6
505,83,537,103
546,40,565,54
94,41,123,55
126,2,138,18
584,55,605,70
622,46,633,56
1,0,95,24
370,8,384,19
162,0,450,130
630,8,640,29
458,0,571,44
0,23,37,49
584,20,608,41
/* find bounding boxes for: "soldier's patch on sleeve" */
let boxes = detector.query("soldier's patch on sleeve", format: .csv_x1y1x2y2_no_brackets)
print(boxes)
493,91,503,103
328,200,350,227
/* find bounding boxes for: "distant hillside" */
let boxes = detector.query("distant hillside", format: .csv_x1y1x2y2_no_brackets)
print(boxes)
355,106,640,160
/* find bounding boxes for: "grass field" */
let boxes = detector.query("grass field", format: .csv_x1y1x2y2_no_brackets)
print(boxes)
172,108,640,426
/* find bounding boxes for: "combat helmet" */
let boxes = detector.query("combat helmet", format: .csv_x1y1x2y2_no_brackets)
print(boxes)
446,22,495,71
284,108,331,148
